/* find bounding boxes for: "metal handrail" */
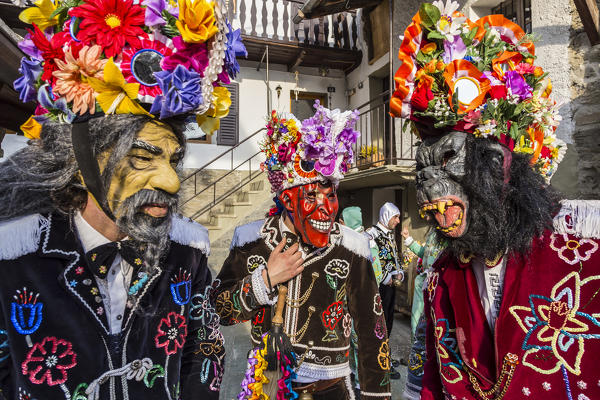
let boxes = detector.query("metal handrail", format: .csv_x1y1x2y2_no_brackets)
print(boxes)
355,89,391,111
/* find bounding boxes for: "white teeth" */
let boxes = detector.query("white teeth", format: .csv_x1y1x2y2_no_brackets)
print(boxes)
309,219,331,231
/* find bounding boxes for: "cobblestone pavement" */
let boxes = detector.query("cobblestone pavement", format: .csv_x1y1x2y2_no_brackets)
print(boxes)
218,314,412,399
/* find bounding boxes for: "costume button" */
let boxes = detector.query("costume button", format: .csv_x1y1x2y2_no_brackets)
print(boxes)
112,270,116,275
116,314,122,320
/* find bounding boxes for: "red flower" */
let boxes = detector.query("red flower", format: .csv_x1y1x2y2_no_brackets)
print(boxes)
321,301,343,330
69,0,147,58
21,336,77,386
410,84,434,112
28,25,69,85
488,85,508,100
155,311,187,355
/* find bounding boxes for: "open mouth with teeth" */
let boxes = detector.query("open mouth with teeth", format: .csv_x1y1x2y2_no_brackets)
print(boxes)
308,218,332,233
419,196,467,237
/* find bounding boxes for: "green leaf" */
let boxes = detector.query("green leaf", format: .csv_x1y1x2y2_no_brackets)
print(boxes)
160,24,180,38
419,3,441,28
509,122,519,139
427,30,445,41
72,383,89,400
144,365,166,388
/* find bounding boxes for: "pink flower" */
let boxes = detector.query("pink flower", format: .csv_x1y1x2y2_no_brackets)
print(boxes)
21,337,77,386
162,36,209,73
515,62,535,75
155,311,187,355
550,234,599,265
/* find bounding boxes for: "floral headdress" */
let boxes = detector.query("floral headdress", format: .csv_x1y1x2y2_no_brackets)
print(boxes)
390,0,565,180
14,0,247,138
260,101,360,193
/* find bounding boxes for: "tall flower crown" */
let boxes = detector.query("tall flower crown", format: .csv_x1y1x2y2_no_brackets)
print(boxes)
14,0,247,138
390,0,565,180
260,101,360,192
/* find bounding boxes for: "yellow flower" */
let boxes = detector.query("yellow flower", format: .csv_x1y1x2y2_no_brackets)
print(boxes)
87,58,150,116
534,66,544,78
175,0,219,43
19,0,59,31
196,86,231,134
421,42,437,54
20,116,42,139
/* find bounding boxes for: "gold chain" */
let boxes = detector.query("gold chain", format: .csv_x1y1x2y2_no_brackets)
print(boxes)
288,306,316,342
466,353,519,400
287,272,319,308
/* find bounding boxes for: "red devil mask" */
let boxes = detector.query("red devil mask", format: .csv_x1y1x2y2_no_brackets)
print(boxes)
279,181,339,248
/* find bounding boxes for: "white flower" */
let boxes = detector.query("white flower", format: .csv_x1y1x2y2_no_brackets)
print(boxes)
432,0,459,16
522,387,531,396
433,0,466,40
542,382,551,391
475,120,497,138
577,380,587,390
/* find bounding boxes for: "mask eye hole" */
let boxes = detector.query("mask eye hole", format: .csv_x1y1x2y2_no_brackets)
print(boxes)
300,160,315,173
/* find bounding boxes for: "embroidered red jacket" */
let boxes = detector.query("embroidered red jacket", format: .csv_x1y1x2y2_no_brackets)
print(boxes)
421,230,600,400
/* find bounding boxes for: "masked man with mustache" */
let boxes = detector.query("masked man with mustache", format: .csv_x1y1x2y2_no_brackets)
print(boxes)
391,2,600,399
215,103,391,400
0,0,245,397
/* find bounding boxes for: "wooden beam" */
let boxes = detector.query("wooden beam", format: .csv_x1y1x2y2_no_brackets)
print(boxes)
574,0,600,45
287,49,306,71
304,0,381,19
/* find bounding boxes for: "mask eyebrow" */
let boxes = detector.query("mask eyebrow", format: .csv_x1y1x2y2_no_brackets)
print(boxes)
132,140,162,155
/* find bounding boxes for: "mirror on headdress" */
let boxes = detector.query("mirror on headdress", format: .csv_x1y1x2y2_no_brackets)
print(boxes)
130,49,164,87
454,76,481,107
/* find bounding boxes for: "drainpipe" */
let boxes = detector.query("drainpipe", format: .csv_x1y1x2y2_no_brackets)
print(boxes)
293,0,321,24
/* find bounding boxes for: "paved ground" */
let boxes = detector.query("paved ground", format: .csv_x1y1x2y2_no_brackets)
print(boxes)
218,313,412,399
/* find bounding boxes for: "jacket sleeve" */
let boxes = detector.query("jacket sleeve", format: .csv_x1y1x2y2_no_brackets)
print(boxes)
408,241,425,258
0,326,11,400
214,244,274,325
369,242,384,286
180,256,225,399
420,284,444,400
346,251,391,399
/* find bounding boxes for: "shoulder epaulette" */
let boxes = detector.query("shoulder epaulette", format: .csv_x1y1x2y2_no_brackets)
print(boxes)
170,214,210,255
0,214,47,261
339,224,372,260
553,200,600,239
230,220,265,249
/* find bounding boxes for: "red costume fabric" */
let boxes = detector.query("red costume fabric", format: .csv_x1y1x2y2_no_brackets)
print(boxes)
421,230,600,399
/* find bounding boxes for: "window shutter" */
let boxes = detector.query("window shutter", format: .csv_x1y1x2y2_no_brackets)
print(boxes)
217,82,239,146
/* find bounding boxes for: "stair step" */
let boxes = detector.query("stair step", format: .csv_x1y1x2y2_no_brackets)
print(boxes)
231,202,252,206
213,213,237,219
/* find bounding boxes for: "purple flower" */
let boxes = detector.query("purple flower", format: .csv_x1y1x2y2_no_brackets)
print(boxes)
37,85,75,122
18,31,49,60
224,21,247,78
162,36,209,73
13,58,42,103
150,65,203,119
481,71,502,86
442,35,466,64
504,70,532,100
143,0,178,26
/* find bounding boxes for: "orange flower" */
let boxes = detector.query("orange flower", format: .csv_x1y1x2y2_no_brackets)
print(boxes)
436,60,445,71
422,42,437,54
425,60,437,73
415,69,434,89
534,66,544,77
53,45,107,115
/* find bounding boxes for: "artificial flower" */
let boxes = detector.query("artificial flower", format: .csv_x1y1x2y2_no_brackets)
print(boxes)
504,70,532,101
13,57,42,103
415,69,435,89
514,62,535,75
411,84,434,111
534,66,544,78
421,42,437,54
433,5,466,40
88,58,150,115
481,70,502,86
53,45,107,115
143,0,178,26
37,84,76,122
442,35,466,64
18,31,44,60
492,51,523,79
19,0,59,32
20,116,42,139
162,36,209,73
488,85,507,100
28,24,66,85
196,85,231,133
224,21,247,78
69,0,147,58
175,0,219,43
150,64,202,119
121,38,174,97
432,0,459,16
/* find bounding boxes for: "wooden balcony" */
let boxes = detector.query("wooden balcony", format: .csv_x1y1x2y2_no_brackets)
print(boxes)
230,0,364,73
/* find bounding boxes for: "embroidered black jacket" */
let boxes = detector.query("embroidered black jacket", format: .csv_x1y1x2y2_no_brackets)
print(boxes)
215,216,392,399
0,213,224,400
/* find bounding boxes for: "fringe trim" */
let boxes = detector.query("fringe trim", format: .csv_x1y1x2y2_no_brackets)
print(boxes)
170,214,210,255
0,213,47,260
553,200,600,239
339,225,372,260
230,219,264,249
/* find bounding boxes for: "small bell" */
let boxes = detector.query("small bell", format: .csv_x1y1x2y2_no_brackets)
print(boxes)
298,391,314,400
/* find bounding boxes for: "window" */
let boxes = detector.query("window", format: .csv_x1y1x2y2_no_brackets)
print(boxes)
217,82,239,146
491,0,532,33
290,91,327,120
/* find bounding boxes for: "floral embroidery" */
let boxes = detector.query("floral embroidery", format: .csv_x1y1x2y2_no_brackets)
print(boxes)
246,255,266,273
170,268,192,306
18,387,34,400
427,272,439,302
0,330,9,363
21,336,77,385
90,287,99,296
253,308,265,326
342,313,352,338
69,280,78,288
96,307,104,315
550,234,598,265
577,380,587,389
434,317,463,384
190,289,219,327
155,312,188,355
75,267,84,275
373,293,383,316
11,288,43,336
321,301,343,330
522,387,531,396
215,291,234,318
542,381,551,391
510,272,600,375
324,259,350,279
98,265,107,274
377,339,390,371
134,258,142,265
374,316,386,339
